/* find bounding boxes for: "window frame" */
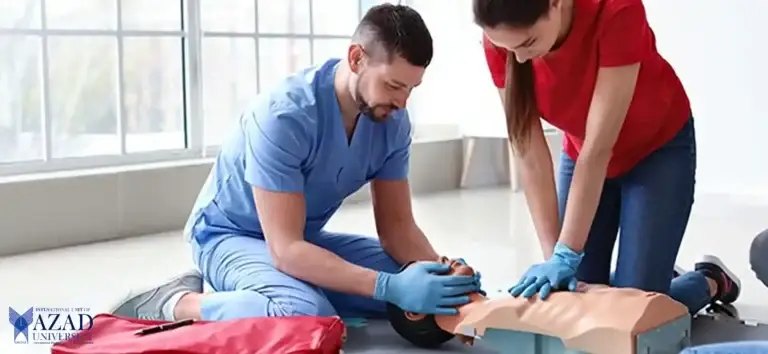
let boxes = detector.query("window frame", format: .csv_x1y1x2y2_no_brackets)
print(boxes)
0,0,452,178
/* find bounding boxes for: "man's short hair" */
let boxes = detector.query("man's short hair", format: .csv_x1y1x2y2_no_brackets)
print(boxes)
353,4,433,68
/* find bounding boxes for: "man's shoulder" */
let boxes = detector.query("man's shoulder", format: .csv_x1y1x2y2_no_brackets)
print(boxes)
249,59,340,127
388,109,411,127
382,109,413,144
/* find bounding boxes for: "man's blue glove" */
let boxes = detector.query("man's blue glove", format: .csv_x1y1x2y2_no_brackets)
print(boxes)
508,242,584,299
454,258,486,296
373,261,480,315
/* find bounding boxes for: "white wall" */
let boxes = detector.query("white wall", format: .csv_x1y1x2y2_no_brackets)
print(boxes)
0,139,465,256
644,0,768,200
415,0,768,200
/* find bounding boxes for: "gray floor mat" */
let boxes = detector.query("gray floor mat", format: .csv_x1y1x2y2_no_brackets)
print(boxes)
691,314,768,346
344,313,768,353
344,320,498,353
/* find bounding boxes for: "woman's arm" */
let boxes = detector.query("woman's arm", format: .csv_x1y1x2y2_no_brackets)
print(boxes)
484,39,561,260
558,64,640,252
559,0,650,252
497,89,560,260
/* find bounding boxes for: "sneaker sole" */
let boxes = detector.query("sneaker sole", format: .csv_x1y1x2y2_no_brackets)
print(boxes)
109,271,203,316
700,255,741,290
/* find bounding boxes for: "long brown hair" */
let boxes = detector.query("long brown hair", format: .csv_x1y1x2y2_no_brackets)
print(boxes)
504,53,537,154
472,0,548,154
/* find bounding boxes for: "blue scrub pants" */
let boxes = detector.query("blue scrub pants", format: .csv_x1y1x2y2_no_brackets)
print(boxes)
192,232,400,320
558,118,711,314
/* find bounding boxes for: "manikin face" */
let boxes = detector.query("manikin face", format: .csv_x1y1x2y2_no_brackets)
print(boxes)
347,44,424,122
482,0,564,63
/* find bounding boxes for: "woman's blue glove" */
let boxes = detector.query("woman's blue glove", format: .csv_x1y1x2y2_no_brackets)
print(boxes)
508,242,584,300
373,261,480,315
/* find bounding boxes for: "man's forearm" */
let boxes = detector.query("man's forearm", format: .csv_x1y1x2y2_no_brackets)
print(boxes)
381,226,440,264
558,153,611,253
276,240,379,297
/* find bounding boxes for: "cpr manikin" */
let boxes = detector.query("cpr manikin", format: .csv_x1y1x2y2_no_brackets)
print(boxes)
387,258,690,353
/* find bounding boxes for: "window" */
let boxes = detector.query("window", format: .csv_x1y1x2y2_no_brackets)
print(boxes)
0,0,437,176
200,0,376,148
1,0,186,173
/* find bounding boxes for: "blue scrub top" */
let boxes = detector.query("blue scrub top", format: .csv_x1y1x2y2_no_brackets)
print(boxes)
184,59,412,243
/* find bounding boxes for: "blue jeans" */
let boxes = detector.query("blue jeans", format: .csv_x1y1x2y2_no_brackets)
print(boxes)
192,232,400,320
557,118,711,314
680,341,768,354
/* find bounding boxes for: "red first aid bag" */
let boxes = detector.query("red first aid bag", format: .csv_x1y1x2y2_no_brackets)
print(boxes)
51,314,346,354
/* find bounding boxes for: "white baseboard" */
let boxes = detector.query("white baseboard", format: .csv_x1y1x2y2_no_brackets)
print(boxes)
0,139,466,256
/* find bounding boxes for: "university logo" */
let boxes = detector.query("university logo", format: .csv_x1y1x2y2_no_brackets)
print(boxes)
8,306,94,345
8,307,33,343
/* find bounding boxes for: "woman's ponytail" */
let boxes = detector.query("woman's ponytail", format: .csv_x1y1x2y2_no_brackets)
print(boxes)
503,51,537,154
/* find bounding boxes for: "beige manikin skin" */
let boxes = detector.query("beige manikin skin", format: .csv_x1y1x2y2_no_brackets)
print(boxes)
412,258,689,354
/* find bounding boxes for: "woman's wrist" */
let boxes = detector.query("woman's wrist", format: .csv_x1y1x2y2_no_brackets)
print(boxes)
540,242,555,260
538,234,559,260
552,241,585,268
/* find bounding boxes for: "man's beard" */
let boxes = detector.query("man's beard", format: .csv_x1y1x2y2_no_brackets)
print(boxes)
354,84,394,123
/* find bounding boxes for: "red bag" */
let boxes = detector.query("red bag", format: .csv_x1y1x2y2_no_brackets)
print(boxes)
51,314,346,354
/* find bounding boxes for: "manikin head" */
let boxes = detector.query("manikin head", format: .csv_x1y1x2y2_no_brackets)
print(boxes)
473,0,568,63
346,4,432,122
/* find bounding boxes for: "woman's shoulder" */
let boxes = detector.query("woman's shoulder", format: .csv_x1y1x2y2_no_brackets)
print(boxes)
596,0,646,18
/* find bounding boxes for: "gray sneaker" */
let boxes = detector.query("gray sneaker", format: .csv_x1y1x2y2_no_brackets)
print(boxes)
110,270,203,321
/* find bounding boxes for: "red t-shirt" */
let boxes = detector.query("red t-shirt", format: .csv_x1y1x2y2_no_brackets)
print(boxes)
483,0,691,177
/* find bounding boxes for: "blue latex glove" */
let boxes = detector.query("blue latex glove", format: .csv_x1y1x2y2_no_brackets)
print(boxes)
454,258,486,296
374,261,480,315
509,242,584,299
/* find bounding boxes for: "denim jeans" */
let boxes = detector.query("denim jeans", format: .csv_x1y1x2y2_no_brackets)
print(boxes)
557,118,711,314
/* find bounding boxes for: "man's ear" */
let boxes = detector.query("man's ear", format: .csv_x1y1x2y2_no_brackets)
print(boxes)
348,44,365,74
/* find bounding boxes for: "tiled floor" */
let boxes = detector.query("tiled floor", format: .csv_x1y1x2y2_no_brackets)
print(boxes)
2,187,767,353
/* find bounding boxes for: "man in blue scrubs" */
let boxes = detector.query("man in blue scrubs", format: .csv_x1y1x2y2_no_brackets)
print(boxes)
111,4,481,322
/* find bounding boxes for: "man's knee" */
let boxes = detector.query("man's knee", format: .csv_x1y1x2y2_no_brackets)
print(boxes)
212,290,337,318
751,229,768,287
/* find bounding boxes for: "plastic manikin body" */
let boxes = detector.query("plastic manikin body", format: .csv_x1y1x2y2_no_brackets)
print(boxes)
389,258,690,354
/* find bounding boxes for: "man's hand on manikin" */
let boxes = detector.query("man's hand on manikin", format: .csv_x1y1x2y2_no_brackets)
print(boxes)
373,261,480,315
453,258,486,296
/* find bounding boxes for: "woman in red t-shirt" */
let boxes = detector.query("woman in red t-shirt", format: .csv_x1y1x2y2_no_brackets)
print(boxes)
472,0,740,314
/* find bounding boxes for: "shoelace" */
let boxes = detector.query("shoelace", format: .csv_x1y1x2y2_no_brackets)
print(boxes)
138,314,162,321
